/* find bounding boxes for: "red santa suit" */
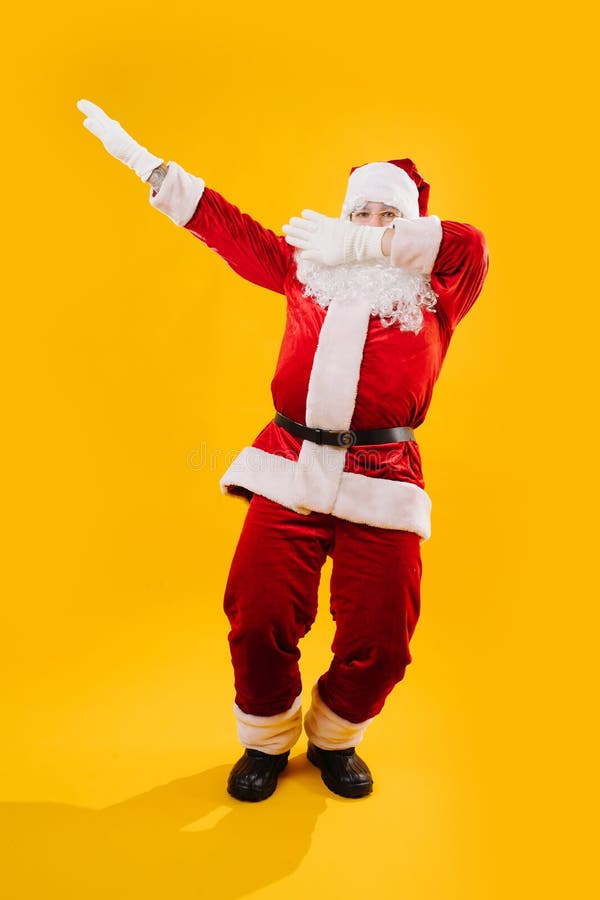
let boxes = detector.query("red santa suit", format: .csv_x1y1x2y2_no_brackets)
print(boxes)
149,160,488,754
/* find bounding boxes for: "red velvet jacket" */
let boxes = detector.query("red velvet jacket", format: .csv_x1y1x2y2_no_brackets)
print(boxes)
150,163,489,538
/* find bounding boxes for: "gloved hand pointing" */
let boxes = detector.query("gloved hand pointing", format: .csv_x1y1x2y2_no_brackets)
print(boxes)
76,99,164,182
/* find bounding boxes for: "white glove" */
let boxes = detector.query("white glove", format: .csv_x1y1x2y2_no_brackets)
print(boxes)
282,209,387,266
77,99,164,182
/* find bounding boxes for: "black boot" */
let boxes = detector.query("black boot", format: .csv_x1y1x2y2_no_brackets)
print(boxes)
227,749,290,802
307,742,373,798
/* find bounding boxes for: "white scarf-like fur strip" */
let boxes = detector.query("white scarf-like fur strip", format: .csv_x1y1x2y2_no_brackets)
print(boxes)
293,289,374,514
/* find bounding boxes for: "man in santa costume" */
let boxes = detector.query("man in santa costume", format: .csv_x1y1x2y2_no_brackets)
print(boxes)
77,99,489,802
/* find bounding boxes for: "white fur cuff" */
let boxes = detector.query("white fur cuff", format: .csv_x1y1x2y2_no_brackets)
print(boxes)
304,684,373,750
148,160,205,226
391,215,443,274
234,695,303,753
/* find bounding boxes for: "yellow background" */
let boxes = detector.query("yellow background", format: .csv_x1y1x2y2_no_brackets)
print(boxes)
1,1,597,897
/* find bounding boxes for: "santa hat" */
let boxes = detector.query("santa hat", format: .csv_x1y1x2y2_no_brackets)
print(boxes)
341,159,430,220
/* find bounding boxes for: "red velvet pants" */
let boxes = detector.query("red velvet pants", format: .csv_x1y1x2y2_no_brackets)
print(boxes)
224,494,422,724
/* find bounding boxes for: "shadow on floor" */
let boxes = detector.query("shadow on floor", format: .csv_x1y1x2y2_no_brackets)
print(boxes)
0,753,330,899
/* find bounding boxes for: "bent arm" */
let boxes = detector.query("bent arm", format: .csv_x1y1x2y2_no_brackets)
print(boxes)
431,222,489,329
379,214,488,328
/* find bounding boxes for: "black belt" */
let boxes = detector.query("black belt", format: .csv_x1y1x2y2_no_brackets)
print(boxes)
274,412,415,448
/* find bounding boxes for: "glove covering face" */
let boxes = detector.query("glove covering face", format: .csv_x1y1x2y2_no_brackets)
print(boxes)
283,210,387,266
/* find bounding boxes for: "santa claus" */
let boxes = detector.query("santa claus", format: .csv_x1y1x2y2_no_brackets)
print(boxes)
77,99,489,801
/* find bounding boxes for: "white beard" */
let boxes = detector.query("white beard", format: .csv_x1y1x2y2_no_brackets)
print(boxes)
295,253,437,334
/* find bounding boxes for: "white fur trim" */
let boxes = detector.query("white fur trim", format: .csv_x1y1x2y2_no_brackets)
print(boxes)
220,447,310,516
332,471,432,540
391,216,443,275
219,446,432,540
305,293,373,430
294,441,346,513
148,160,205,226
282,290,374,513
304,684,373,750
341,163,420,220
234,695,303,753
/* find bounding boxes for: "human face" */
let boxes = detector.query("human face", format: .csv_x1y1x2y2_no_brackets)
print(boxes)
350,201,402,227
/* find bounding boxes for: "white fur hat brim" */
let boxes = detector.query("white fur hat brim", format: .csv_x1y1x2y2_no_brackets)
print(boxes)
341,162,420,220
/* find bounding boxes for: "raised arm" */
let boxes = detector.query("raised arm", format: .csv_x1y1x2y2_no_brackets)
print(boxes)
148,162,293,295
77,100,293,296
